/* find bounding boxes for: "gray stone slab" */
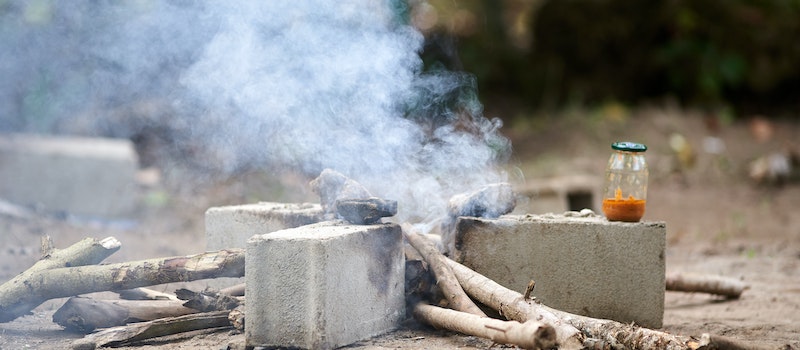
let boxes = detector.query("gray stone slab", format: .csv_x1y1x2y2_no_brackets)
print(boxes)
514,174,600,215
0,134,138,218
246,221,405,349
205,202,324,251
450,212,665,328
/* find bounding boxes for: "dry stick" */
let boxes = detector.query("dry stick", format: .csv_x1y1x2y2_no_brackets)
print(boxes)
0,236,122,323
413,303,557,350
443,258,583,349
666,273,748,299
53,297,196,333
220,283,246,297
446,259,767,350
402,228,487,317
71,310,231,350
0,248,244,323
117,287,180,301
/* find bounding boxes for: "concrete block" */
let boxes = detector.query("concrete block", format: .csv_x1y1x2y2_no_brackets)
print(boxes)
0,134,138,218
450,213,665,328
246,221,405,349
205,202,324,251
515,174,600,214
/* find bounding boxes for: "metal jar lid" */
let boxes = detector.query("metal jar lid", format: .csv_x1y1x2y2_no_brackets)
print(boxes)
611,141,647,152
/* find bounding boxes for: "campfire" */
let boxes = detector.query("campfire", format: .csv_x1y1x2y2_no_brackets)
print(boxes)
0,168,752,350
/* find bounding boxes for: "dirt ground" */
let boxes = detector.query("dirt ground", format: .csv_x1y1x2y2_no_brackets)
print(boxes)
1,108,799,349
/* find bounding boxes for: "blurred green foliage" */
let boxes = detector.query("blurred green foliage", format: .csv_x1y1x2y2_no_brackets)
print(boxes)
416,0,800,114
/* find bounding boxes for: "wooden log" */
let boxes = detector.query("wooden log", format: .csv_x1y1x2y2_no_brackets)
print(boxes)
445,258,762,350
116,287,179,301
413,303,557,350
71,310,231,350
0,248,244,323
228,305,245,332
175,288,242,312
666,273,748,299
443,258,583,349
52,296,196,333
402,226,487,318
220,283,245,297
0,236,122,323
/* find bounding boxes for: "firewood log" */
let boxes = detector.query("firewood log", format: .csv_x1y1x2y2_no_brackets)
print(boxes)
0,248,244,323
0,236,121,323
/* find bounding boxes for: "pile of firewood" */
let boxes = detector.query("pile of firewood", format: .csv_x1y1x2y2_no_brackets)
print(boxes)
0,169,759,349
0,233,757,350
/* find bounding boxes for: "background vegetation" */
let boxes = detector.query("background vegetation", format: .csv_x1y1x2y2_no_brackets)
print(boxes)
415,0,800,116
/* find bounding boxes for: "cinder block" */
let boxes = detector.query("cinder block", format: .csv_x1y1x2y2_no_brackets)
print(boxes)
205,202,324,251
515,174,600,214
450,213,665,328
246,221,405,349
0,134,138,218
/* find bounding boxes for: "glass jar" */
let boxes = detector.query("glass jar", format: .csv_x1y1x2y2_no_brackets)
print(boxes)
602,142,648,222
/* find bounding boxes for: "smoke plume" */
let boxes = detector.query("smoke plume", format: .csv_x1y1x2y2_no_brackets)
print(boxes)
0,0,510,225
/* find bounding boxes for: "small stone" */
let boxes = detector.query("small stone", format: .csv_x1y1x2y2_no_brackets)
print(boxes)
335,197,397,224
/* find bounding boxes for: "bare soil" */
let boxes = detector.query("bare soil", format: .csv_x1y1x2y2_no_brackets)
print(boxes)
1,108,799,349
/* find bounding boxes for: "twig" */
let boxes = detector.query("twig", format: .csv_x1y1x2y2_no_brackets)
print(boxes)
413,303,556,350
666,273,748,299
402,226,486,317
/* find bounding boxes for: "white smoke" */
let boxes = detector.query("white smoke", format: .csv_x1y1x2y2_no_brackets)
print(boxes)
0,0,510,225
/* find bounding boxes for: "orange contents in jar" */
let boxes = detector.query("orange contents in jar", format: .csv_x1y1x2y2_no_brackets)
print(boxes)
602,188,646,222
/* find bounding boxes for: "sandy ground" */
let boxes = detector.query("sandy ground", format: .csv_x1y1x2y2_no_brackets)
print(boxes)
1,109,799,349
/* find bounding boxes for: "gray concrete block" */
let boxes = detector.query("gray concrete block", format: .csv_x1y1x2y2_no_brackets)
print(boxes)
205,202,324,251
515,174,600,214
246,221,405,349
0,134,138,218
450,213,665,328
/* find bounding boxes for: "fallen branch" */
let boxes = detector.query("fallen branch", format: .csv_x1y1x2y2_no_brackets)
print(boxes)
443,258,583,349
1,248,244,323
666,273,748,299
413,303,556,350
0,236,122,323
446,258,765,350
175,288,242,312
52,296,196,333
71,310,231,350
220,283,245,297
402,226,486,318
117,288,179,301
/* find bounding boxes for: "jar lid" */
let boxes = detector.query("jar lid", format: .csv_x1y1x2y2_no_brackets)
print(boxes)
611,141,647,152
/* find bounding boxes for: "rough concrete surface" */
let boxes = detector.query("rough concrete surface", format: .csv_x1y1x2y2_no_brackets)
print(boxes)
451,212,666,328
0,134,138,218
205,202,324,251
246,221,405,350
